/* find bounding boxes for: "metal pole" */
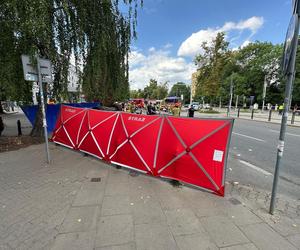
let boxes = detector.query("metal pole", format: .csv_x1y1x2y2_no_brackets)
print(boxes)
228,76,233,117
251,109,254,119
291,111,296,124
262,75,267,112
190,84,192,106
37,55,50,164
235,95,239,110
237,108,240,118
269,13,299,215
268,109,272,122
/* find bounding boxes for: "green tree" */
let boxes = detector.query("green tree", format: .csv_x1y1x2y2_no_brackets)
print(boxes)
169,82,190,104
234,41,283,105
142,79,168,100
194,32,231,104
0,0,141,135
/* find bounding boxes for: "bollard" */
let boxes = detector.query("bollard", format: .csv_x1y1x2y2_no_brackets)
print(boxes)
237,108,240,118
251,109,254,120
291,111,296,124
268,109,272,122
17,120,22,136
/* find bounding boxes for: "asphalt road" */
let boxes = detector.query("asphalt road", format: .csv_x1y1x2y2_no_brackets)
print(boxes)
179,109,300,200
227,119,300,200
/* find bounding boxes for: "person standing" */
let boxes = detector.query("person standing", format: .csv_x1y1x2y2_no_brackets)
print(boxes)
188,105,195,117
172,104,180,117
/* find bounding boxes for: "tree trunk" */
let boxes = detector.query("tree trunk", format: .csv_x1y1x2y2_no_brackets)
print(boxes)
30,104,44,137
30,83,47,137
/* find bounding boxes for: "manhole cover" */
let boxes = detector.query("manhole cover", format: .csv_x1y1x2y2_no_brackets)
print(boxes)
90,177,101,182
228,197,242,205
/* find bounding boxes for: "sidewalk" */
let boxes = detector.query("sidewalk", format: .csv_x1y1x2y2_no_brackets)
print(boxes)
1,111,32,136
0,144,299,250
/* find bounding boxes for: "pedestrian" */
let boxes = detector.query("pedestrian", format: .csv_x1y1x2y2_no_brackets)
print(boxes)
147,103,155,115
172,104,180,117
278,104,284,115
0,116,4,136
188,105,195,118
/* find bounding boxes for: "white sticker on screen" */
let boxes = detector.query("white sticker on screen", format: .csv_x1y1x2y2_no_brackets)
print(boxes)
213,150,224,162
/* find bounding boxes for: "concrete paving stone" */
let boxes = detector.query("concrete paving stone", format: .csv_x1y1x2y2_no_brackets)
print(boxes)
226,205,262,226
86,167,109,179
95,214,134,247
165,208,205,236
286,233,300,248
95,242,136,250
201,215,249,248
135,223,178,250
252,208,300,237
59,206,99,233
240,223,297,250
101,195,132,216
157,193,189,211
107,169,130,184
105,180,131,196
174,233,218,250
220,243,258,250
131,197,166,225
72,182,105,206
50,231,95,250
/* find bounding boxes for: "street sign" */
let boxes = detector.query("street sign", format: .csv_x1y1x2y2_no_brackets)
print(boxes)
282,14,298,75
21,55,52,82
293,0,300,15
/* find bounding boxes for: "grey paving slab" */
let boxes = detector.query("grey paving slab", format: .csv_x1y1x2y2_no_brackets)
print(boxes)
157,192,189,211
101,195,132,216
174,233,218,250
220,243,258,250
86,166,109,179
252,209,300,237
50,231,95,250
240,223,297,250
105,180,131,196
226,206,262,226
201,215,249,248
165,208,205,236
95,243,136,250
131,197,166,225
135,223,178,250
72,182,105,206
95,214,134,247
286,233,300,249
59,206,99,233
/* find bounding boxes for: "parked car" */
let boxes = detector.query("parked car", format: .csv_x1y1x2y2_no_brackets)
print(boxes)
191,102,200,110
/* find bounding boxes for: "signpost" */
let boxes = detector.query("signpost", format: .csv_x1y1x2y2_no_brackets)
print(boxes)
21,55,51,164
269,0,300,214
227,76,233,117
262,75,267,112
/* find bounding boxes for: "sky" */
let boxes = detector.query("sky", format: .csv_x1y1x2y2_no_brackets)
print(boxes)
128,0,293,90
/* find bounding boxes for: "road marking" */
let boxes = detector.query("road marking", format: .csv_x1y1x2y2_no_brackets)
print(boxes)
239,160,272,176
269,129,300,137
232,132,265,142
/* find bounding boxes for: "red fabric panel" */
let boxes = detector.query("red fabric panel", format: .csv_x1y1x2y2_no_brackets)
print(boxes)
51,105,233,196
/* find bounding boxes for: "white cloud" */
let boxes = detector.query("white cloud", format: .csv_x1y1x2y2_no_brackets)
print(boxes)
129,48,196,90
178,16,264,57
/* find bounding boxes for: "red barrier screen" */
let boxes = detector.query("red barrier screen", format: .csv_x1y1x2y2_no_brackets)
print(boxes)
52,105,234,196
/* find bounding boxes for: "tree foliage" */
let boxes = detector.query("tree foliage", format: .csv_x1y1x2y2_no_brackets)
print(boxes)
194,32,284,106
0,0,141,134
169,82,190,104
130,79,168,100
